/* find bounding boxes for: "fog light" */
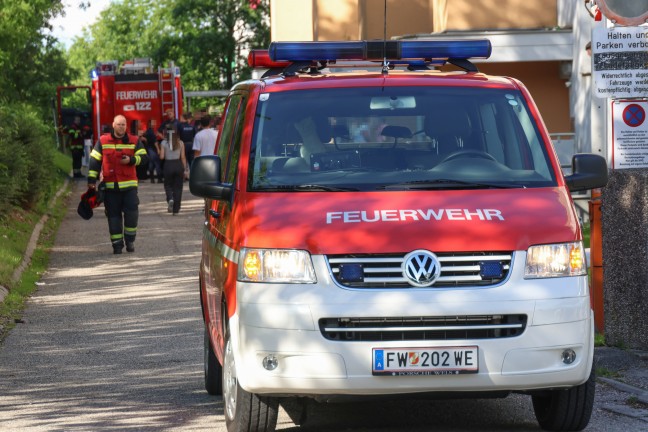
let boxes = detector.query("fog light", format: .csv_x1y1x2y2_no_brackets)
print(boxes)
561,349,576,364
262,355,278,371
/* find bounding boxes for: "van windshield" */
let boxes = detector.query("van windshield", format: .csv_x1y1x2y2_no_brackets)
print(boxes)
248,86,557,191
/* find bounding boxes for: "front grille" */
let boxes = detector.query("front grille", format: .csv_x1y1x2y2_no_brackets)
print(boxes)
327,252,512,288
320,315,527,342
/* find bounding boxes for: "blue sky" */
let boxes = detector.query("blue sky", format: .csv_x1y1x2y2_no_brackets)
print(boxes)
49,0,112,48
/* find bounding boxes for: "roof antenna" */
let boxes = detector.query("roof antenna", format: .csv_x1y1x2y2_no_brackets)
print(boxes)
381,0,389,74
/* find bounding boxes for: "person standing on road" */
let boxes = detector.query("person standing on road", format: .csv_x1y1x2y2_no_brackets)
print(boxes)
159,124,187,215
143,119,163,183
68,115,86,178
192,115,219,157
178,112,196,175
82,122,93,169
157,109,180,179
193,109,206,132
87,114,148,254
157,108,180,141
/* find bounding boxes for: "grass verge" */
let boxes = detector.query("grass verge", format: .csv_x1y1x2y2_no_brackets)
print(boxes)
0,151,71,343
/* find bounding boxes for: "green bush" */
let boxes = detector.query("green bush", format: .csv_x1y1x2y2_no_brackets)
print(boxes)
0,102,57,216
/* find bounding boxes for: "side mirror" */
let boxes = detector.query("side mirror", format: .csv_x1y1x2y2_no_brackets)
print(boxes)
565,154,608,192
189,155,233,201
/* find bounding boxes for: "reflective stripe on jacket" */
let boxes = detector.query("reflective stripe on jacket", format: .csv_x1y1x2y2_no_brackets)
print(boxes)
68,125,84,150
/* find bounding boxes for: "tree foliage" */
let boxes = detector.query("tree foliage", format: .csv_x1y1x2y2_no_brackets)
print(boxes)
0,0,70,217
66,0,270,95
167,0,271,90
0,0,70,117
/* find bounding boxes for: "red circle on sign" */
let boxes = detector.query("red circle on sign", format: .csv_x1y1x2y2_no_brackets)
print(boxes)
622,104,646,128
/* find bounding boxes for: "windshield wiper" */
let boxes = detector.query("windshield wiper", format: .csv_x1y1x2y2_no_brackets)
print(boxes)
382,179,525,190
259,184,359,192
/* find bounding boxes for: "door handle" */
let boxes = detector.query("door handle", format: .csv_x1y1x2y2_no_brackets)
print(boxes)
209,209,221,219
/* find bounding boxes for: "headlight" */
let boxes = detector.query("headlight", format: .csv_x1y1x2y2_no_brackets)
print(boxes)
524,242,586,278
238,248,316,283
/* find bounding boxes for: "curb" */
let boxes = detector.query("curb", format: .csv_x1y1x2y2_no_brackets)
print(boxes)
598,377,648,404
0,176,70,305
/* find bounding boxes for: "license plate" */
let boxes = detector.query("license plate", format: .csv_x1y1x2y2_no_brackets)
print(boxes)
372,346,478,376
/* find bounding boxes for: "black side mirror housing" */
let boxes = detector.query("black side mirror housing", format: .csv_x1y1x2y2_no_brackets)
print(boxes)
565,154,608,192
189,155,233,201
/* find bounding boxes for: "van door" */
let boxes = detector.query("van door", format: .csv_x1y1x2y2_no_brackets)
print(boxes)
204,92,247,349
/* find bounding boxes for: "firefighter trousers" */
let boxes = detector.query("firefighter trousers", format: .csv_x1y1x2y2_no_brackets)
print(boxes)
72,149,84,175
104,188,139,247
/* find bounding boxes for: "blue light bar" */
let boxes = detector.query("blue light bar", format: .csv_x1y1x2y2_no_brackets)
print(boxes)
268,40,491,62
401,40,491,60
269,41,369,62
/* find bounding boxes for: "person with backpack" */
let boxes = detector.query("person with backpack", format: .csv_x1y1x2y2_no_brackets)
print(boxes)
159,124,187,215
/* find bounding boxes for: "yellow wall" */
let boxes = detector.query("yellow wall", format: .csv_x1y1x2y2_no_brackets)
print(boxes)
271,0,558,41
271,0,314,41
444,0,557,30
315,0,360,41
360,0,434,40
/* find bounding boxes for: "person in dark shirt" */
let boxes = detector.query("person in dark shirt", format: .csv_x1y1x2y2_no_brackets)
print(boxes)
178,112,196,175
144,119,163,183
68,115,85,178
157,108,180,141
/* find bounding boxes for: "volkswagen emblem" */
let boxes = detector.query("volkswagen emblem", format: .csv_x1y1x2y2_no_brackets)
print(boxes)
402,250,441,287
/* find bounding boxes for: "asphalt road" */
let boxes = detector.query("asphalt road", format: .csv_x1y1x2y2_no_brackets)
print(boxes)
0,180,646,431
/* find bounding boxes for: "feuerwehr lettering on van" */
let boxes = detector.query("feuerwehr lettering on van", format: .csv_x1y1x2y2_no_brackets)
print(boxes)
326,208,505,224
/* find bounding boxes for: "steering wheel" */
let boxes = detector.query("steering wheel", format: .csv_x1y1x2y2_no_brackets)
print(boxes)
440,150,497,163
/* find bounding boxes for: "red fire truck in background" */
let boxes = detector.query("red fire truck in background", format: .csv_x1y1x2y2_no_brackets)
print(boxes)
91,58,183,138
56,58,183,146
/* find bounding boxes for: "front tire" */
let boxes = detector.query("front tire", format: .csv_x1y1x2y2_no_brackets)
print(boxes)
223,326,278,432
204,326,223,395
532,368,595,431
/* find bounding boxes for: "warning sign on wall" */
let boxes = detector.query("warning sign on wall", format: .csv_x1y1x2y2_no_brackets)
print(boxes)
612,100,648,169
592,26,648,99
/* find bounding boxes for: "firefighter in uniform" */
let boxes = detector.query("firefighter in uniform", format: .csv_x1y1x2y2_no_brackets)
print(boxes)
68,115,85,178
87,115,148,254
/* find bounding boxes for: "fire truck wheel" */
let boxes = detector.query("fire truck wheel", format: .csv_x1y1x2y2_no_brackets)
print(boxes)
531,367,595,431
223,325,278,432
204,326,222,395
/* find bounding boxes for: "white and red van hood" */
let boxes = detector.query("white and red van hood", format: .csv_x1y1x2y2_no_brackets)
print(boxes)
235,188,580,254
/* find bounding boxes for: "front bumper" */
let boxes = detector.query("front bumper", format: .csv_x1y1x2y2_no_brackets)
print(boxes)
231,255,594,396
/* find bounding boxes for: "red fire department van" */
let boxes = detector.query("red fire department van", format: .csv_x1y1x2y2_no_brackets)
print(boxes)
56,58,183,142
189,40,608,432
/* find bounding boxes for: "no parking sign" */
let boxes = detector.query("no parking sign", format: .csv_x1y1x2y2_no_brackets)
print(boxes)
611,100,648,168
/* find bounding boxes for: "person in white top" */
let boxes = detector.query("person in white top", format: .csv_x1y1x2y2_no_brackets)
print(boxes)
192,115,219,158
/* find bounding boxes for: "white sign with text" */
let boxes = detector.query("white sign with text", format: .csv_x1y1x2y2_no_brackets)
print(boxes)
611,100,648,169
592,26,648,99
